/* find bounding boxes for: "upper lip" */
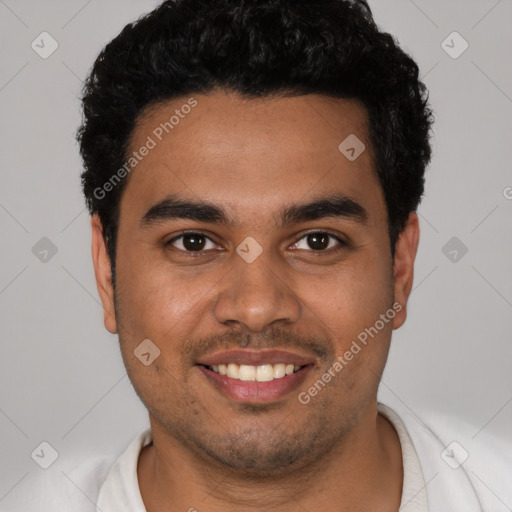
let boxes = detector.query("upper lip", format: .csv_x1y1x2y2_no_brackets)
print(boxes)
197,349,315,367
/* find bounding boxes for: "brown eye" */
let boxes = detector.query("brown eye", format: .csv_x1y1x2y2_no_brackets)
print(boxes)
167,233,216,252
307,233,330,250
292,232,345,252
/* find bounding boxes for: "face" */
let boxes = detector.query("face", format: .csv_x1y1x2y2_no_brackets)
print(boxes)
92,91,418,475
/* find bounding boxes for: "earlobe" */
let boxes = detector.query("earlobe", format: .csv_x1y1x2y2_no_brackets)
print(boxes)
90,214,118,334
392,212,420,330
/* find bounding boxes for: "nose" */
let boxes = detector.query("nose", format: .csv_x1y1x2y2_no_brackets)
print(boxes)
213,246,301,333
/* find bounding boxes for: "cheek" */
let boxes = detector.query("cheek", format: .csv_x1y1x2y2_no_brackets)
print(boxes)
303,252,393,338
113,252,217,360
300,248,394,395
116,246,186,322
113,260,206,408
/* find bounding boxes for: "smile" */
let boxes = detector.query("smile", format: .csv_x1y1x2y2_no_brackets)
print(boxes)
205,363,303,382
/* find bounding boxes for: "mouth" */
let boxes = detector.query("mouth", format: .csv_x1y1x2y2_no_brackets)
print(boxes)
202,362,304,382
196,350,315,403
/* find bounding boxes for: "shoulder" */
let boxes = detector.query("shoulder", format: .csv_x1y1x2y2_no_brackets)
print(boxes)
3,424,153,512
380,401,512,512
3,454,115,512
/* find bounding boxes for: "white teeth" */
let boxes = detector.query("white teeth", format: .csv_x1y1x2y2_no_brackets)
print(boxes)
208,362,303,381
226,363,239,379
273,363,286,378
239,365,256,381
256,364,274,382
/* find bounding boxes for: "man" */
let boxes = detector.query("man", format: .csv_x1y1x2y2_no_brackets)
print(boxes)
25,0,510,510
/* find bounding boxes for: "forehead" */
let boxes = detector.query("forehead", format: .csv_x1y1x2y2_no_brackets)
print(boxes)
121,91,384,224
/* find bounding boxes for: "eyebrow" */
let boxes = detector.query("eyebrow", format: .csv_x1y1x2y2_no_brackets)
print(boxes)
140,193,368,228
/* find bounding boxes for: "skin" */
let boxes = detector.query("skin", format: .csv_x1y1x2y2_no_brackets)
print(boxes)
91,90,419,512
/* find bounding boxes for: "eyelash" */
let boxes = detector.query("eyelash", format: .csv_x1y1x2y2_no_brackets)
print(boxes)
165,231,347,256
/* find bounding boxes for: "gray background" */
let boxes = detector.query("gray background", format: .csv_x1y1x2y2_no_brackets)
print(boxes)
1,0,511,508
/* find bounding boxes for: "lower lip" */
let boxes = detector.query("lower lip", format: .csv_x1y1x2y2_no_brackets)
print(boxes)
197,365,313,403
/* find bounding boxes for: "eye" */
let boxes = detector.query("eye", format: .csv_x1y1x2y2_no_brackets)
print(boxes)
166,232,218,252
291,232,345,252
165,231,346,255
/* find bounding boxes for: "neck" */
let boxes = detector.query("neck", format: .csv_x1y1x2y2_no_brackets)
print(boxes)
137,404,403,512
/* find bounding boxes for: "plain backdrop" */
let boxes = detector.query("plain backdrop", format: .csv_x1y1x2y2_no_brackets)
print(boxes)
0,0,511,506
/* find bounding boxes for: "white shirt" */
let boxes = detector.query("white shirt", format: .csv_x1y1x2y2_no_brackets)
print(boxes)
5,401,511,511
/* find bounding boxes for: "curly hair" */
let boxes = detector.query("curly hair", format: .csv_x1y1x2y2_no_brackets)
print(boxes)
78,0,433,282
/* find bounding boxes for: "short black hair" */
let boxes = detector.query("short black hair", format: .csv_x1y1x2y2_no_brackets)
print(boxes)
78,0,433,283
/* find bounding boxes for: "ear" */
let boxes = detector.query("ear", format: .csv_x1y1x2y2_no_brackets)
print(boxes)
392,212,420,330
91,214,118,334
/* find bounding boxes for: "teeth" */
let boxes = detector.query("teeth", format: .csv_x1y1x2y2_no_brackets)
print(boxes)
239,365,256,381
273,363,286,378
208,363,303,381
227,363,239,379
256,364,274,382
